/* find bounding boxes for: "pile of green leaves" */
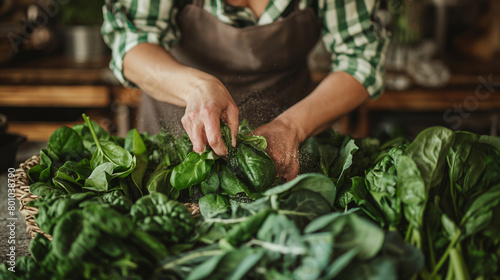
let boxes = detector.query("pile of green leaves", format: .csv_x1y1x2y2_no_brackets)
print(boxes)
351,127,500,279
158,174,422,280
2,115,499,280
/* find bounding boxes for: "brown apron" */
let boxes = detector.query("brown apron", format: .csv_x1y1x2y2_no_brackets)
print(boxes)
137,0,321,135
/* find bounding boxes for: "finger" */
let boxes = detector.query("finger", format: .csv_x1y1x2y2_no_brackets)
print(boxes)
182,114,206,154
204,114,227,156
224,103,239,147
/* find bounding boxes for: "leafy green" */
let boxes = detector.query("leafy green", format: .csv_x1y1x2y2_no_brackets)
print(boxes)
83,114,136,179
131,193,195,244
171,150,218,190
145,163,178,199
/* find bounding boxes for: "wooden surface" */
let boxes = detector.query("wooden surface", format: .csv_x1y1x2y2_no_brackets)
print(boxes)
113,87,142,106
0,86,111,107
7,121,81,141
368,88,500,111
0,68,114,85
0,54,115,85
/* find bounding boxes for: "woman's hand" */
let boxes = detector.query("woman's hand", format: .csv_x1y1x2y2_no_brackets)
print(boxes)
123,44,239,156
252,118,306,181
181,72,239,156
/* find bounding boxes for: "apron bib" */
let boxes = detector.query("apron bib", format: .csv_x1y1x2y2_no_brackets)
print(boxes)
138,0,321,135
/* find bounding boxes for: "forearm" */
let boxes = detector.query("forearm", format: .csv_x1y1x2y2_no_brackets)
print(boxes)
122,43,212,107
276,72,370,143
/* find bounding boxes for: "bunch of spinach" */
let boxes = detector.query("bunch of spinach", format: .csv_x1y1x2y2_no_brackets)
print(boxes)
352,127,500,279
156,175,422,280
10,114,500,280
2,193,170,279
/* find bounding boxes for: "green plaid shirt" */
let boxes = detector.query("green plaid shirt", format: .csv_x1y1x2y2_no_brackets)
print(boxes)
102,0,388,97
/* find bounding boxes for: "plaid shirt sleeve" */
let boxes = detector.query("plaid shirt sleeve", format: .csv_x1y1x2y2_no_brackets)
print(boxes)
101,0,180,87
319,0,389,98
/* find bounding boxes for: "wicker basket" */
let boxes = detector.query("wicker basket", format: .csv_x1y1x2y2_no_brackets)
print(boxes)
14,155,201,241
14,154,51,240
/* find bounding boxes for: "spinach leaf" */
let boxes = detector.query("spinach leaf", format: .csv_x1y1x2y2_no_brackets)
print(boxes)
223,208,273,246
145,163,178,199
351,176,387,226
83,162,114,192
219,165,254,197
230,143,276,193
101,190,133,214
280,190,331,230
126,129,149,195
361,145,405,228
293,232,333,280
52,172,83,194
82,204,133,238
200,168,220,195
131,193,196,244
73,120,111,151
30,182,66,197
298,137,321,174
479,134,500,151
186,249,264,280
461,183,500,237
304,210,384,260
396,155,426,230
47,126,86,161
28,149,54,183
404,126,455,189
171,150,218,190
264,173,336,208
29,234,51,262
447,131,477,186
52,210,99,260
198,194,230,218
256,214,305,265
82,114,136,179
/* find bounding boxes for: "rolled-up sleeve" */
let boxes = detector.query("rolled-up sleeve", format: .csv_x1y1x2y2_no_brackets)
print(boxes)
101,0,179,87
319,0,389,98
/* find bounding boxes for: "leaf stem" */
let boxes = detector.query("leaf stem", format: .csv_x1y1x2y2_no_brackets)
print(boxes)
83,114,103,151
405,224,413,243
430,232,461,279
449,176,459,221
159,249,223,271
248,239,306,255
449,243,470,280
426,224,437,268
204,217,249,224
277,210,316,217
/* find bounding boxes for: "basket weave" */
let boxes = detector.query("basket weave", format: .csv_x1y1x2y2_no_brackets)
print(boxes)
14,155,201,241
14,155,51,240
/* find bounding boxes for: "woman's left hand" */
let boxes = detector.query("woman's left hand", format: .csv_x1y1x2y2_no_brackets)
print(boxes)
252,118,306,181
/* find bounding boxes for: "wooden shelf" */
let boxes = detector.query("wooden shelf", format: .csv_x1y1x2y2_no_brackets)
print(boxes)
7,121,82,142
0,86,111,107
0,68,113,85
368,88,500,111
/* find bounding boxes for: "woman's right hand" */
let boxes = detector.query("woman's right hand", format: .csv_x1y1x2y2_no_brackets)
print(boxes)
181,71,239,156
123,44,239,156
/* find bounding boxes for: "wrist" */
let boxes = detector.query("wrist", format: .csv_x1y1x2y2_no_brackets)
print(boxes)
182,68,220,103
273,115,308,145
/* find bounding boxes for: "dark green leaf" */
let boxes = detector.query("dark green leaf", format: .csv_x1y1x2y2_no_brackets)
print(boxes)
171,150,217,190
83,162,114,192
199,194,230,218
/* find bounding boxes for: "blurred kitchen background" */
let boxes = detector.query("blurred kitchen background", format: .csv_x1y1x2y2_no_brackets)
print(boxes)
0,0,499,169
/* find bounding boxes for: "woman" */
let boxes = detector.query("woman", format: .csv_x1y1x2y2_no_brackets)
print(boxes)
102,0,388,181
